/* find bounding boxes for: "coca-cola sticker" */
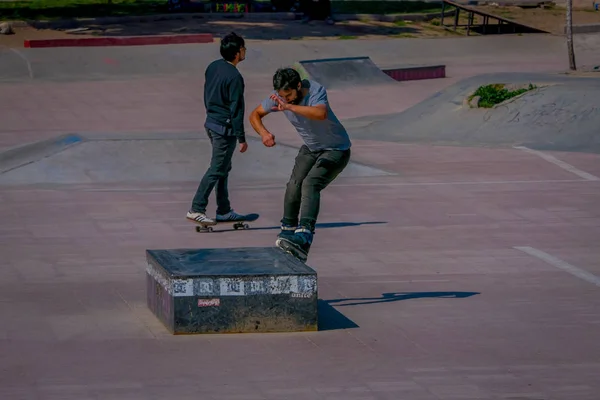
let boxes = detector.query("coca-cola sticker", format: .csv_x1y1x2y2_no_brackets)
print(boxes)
198,298,220,307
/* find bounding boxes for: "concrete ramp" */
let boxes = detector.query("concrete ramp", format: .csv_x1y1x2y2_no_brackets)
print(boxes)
293,56,396,89
344,73,600,153
0,132,393,185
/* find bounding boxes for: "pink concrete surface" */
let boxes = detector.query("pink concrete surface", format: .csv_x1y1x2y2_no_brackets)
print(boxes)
1,35,600,399
1,146,600,399
23,33,214,48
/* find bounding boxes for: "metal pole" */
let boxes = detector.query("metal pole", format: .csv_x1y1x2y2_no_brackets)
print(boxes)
566,0,577,70
441,1,446,26
454,8,460,31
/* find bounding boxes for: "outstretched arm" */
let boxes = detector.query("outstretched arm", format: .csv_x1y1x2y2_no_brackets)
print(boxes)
249,104,276,147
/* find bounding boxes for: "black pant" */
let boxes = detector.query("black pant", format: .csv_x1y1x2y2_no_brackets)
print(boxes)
191,129,237,215
282,145,350,232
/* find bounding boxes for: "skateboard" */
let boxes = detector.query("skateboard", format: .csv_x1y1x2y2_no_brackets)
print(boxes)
276,236,308,262
193,213,259,233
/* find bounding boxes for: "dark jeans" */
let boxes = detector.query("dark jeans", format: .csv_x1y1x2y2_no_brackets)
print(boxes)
282,145,350,232
191,129,237,215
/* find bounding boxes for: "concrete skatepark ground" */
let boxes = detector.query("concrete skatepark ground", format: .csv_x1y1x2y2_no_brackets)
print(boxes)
1,32,600,399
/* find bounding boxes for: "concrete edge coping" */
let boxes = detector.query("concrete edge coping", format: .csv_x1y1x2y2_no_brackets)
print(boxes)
6,9,455,30
563,23,600,34
381,64,447,71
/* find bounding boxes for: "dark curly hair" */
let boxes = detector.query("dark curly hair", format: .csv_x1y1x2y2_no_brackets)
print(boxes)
273,68,301,91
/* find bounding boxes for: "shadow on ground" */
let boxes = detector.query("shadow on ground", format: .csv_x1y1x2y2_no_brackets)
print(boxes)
328,291,480,307
61,18,430,40
207,221,387,233
319,291,480,330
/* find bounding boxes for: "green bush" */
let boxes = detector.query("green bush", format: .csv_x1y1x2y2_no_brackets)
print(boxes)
472,83,537,108
0,0,166,20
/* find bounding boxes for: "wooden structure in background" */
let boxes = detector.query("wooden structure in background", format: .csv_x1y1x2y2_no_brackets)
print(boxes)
440,0,549,35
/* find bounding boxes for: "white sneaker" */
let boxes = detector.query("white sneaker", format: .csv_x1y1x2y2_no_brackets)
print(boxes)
186,211,216,225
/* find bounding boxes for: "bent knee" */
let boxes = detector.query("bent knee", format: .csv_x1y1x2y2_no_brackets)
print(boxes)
287,178,303,188
301,178,326,192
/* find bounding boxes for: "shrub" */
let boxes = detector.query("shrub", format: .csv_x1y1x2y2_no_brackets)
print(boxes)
471,83,537,108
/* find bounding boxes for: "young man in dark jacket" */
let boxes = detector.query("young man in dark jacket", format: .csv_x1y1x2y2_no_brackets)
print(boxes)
187,32,250,226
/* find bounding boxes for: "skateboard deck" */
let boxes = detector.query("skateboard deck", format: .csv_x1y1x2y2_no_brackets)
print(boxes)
193,213,259,233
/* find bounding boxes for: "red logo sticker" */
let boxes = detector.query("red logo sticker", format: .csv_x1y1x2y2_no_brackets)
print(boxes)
198,298,220,307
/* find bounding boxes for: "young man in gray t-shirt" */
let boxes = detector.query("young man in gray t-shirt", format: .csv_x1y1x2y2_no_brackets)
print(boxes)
249,67,351,261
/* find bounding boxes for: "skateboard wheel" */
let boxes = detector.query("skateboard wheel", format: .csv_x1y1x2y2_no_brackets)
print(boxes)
243,224,250,229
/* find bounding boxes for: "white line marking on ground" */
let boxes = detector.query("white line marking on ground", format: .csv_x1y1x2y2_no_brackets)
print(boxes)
514,246,600,287
9,48,33,80
514,146,600,181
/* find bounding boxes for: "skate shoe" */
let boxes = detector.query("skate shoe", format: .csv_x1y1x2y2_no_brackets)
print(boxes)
187,210,216,226
276,227,313,262
216,209,248,223
277,224,297,241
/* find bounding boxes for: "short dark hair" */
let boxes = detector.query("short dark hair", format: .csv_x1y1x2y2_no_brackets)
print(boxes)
273,68,301,91
220,32,245,62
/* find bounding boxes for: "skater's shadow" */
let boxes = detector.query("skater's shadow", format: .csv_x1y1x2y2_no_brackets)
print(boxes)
327,291,480,307
315,221,386,229
213,221,386,233
318,291,479,331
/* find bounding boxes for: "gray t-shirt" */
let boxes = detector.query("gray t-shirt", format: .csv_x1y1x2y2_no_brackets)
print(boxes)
261,80,351,152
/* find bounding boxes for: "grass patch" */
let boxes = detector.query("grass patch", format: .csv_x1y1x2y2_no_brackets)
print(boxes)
470,83,537,108
338,35,357,39
393,32,416,38
332,1,443,15
0,0,167,21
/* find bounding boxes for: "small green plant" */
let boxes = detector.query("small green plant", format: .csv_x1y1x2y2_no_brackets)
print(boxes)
471,83,537,108
393,33,417,38
338,35,357,40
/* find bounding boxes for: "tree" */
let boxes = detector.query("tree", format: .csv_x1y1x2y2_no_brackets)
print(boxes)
566,0,576,70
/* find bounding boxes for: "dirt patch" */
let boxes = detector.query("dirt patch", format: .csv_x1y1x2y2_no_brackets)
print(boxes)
0,26,73,47
473,5,600,35
0,17,466,48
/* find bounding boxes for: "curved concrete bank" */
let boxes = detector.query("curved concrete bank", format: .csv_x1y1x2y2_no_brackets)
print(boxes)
0,132,393,185
344,72,600,153
293,56,446,89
